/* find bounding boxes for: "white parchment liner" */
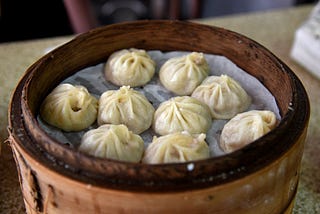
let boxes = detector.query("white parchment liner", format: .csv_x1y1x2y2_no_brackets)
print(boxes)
38,50,280,157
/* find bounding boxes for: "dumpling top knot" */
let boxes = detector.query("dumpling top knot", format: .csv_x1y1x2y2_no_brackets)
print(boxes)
187,52,207,65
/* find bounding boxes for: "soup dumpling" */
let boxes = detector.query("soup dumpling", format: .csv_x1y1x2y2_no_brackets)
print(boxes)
40,83,98,132
220,110,277,153
153,96,212,135
159,52,209,95
98,86,155,134
192,75,251,119
142,131,210,164
79,124,144,162
105,48,156,87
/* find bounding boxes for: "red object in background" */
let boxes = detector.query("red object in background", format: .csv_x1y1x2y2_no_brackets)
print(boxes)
63,0,99,34
63,0,203,34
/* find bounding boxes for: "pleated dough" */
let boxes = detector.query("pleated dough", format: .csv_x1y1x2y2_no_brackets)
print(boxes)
153,96,212,135
40,83,98,131
104,48,156,87
79,124,144,162
220,110,277,153
192,75,251,119
98,86,155,134
142,131,210,164
159,52,209,95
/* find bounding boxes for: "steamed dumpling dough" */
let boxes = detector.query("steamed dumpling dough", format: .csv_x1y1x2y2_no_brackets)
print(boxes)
79,124,144,162
142,131,210,164
153,96,212,135
40,83,98,132
104,48,156,87
220,110,277,153
98,86,155,134
192,75,251,119
159,52,209,95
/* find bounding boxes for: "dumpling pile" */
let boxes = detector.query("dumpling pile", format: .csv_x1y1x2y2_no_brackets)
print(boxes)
40,49,278,164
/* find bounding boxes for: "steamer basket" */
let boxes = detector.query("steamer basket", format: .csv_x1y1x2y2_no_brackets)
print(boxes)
8,20,309,214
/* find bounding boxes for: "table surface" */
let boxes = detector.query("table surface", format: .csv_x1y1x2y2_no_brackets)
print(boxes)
1,4,319,213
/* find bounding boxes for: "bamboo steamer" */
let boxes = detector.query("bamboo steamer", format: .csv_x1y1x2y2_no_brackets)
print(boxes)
8,20,309,214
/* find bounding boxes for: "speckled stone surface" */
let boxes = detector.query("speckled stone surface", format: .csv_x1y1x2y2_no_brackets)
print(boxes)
1,4,319,213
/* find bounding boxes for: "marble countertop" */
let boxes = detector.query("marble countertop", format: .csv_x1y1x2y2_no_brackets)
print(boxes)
1,4,319,213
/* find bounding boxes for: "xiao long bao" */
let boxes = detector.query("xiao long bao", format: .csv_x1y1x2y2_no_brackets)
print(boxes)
98,86,155,134
79,124,144,162
192,75,252,119
153,96,212,136
39,48,279,164
104,48,156,87
40,83,98,132
220,110,278,153
142,131,210,164
159,52,209,95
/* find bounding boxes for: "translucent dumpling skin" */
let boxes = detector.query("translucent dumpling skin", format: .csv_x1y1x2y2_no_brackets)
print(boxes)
105,48,156,87
142,132,210,164
159,52,209,95
40,83,98,131
192,75,251,119
153,96,212,135
220,110,277,153
98,86,155,134
79,124,144,162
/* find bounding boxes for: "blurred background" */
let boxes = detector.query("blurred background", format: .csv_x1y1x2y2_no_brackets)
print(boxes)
0,0,317,43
